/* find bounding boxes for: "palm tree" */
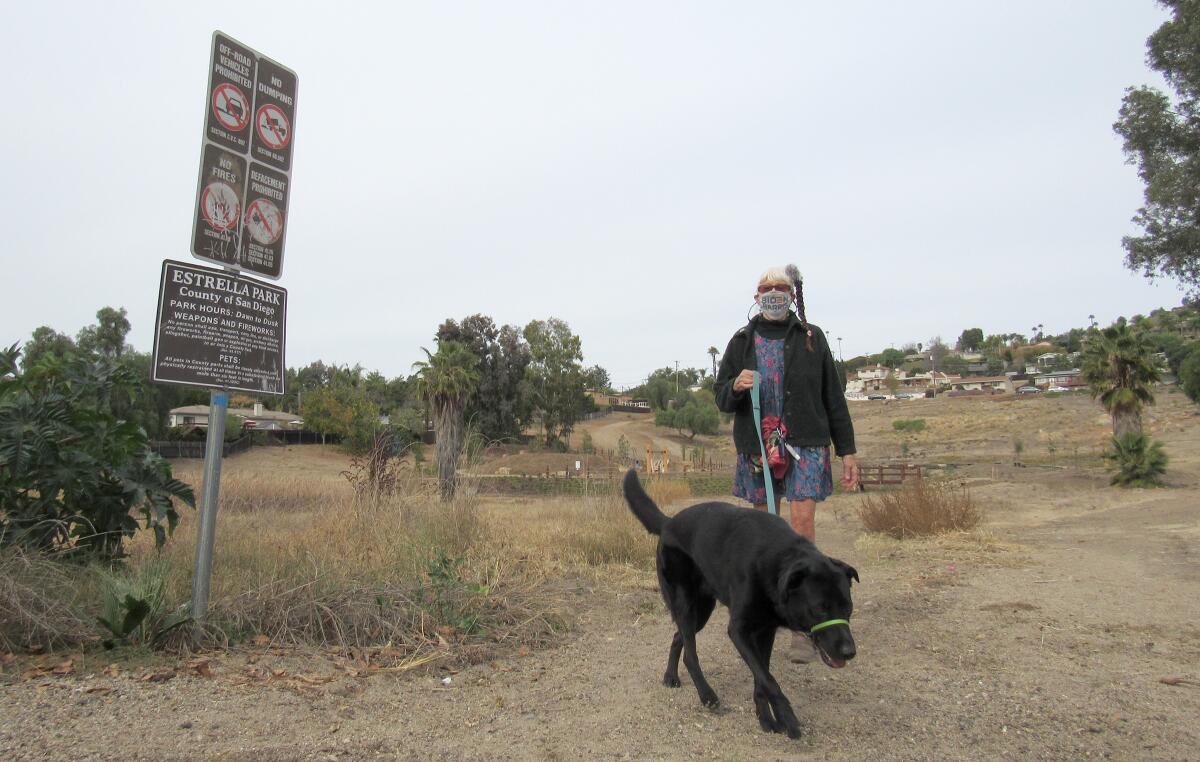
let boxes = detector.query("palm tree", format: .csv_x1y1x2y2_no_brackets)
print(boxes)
413,341,480,500
1081,320,1160,437
707,346,719,378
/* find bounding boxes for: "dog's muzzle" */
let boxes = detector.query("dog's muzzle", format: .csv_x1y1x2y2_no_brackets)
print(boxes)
809,619,855,668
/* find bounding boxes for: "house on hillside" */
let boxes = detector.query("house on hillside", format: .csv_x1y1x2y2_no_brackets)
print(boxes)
1034,368,1084,389
949,376,1011,394
168,403,303,431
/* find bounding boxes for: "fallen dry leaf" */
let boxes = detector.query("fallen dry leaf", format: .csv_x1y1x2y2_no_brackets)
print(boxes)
185,659,214,678
140,670,176,683
85,685,114,695
251,634,271,646
20,667,49,681
51,659,75,676
0,653,15,665
1159,676,1196,687
103,664,121,678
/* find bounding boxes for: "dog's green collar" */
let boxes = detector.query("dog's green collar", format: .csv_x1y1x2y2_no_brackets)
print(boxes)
808,618,849,635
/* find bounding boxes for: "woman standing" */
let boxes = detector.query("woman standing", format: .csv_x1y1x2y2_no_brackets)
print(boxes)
713,265,860,660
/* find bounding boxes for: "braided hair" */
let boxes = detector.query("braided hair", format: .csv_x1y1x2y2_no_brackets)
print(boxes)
784,264,814,351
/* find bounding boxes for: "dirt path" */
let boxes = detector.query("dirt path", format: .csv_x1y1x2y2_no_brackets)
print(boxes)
579,412,727,463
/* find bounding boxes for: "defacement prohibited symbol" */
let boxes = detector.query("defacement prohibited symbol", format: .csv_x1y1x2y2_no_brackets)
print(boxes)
245,198,283,244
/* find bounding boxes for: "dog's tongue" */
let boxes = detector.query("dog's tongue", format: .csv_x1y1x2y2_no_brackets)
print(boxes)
818,647,846,669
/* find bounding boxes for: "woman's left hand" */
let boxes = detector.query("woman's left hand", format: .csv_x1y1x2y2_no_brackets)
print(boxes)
840,454,859,490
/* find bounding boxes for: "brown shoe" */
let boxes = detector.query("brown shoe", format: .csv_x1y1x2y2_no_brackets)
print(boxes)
789,631,817,664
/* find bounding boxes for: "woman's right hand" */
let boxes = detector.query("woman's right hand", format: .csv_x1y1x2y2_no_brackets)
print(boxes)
733,369,756,392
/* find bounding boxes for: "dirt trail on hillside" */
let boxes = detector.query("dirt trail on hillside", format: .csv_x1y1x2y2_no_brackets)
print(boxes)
3,400,1199,760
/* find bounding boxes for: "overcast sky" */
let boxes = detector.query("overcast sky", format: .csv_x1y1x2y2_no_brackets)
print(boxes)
1,1,1181,389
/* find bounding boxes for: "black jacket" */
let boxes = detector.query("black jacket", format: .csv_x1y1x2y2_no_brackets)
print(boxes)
713,314,856,457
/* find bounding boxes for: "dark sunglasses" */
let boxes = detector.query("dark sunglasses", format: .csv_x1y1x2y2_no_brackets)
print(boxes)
757,283,792,294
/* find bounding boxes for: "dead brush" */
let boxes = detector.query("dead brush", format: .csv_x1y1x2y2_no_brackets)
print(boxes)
857,478,982,538
0,548,93,651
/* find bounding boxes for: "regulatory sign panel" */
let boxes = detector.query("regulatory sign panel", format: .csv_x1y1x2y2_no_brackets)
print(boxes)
191,143,247,267
192,31,297,280
241,162,289,278
204,34,257,153
249,57,297,172
152,260,286,395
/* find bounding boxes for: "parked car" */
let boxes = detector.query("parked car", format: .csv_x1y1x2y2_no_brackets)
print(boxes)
1047,386,1070,393
867,394,887,401
1016,386,1042,394
895,393,915,400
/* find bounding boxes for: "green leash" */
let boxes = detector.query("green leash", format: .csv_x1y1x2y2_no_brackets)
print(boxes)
809,618,849,635
750,372,777,515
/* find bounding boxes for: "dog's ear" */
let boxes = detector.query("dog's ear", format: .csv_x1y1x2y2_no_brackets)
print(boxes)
831,558,859,585
777,562,808,601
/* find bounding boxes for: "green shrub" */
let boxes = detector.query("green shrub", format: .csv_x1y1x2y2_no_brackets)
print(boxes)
1180,346,1200,404
687,475,733,497
892,418,926,433
0,345,194,559
1104,432,1168,487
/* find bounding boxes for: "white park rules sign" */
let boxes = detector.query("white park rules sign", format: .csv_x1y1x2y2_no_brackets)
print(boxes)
191,31,297,281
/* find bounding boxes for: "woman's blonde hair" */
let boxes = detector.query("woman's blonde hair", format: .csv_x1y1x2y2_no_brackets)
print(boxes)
755,264,813,351
757,267,792,288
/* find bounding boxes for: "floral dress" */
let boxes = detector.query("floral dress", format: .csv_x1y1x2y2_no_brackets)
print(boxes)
732,333,833,504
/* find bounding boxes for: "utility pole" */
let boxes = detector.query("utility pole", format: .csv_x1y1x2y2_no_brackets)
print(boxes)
837,337,844,364
675,360,680,394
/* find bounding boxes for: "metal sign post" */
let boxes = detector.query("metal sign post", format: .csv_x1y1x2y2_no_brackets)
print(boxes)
160,30,298,627
191,390,228,622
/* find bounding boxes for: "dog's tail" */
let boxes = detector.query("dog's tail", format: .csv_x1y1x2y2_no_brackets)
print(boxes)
623,469,666,536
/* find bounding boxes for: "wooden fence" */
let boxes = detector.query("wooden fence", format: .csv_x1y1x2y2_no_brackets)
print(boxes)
858,463,923,486
150,435,253,460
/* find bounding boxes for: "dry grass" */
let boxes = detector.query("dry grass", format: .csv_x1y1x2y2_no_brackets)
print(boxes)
0,447,663,660
114,461,658,660
0,549,93,651
857,479,983,539
854,529,1027,568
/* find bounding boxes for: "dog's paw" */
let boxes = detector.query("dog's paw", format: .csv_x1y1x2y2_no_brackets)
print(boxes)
698,689,720,709
662,672,681,688
757,714,785,734
784,722,803,740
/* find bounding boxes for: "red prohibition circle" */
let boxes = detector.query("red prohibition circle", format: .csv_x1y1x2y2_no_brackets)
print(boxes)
212,83,250,132
245,198,283,245
255,103,291,149
200,182,240,231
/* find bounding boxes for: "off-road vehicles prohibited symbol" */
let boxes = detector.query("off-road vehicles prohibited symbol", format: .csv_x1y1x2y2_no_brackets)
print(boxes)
212,83,250,132
245,198,283,244
200,182,240,231
255,103,290,150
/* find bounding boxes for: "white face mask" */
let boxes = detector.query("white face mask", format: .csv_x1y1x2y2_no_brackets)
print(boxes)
758,290,791,321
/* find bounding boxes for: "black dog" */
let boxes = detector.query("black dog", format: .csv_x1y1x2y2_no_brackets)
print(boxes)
623,470,858,738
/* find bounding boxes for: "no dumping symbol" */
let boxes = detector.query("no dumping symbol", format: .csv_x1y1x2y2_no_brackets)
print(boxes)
200,182,240,231
245,198,283,245
255,103,290,150
212,83,250,132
